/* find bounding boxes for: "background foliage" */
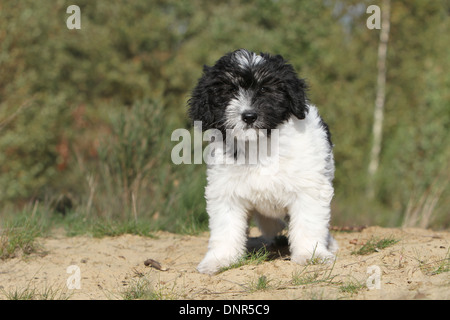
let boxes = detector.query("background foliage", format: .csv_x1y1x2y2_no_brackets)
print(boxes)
0,0,448,231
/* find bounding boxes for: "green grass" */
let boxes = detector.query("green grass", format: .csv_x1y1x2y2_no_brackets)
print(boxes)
290,261,368,298
351,237,399,255
432,248,450,275
219,247,271,273
1,284,72,300
418,248,450,276
121,277,156,300
120,274,179,300
247,275,271,292
48,209,158,238
0,205,161,261
338,280,366,295
291,269,336,286
291,258,337,286
0,209,50,260
292,270,324,286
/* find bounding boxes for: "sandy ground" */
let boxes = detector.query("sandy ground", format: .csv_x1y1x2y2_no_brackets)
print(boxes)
0,226,449,300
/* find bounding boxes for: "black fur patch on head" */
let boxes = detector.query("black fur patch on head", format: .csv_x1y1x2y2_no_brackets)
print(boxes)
188,49,309,132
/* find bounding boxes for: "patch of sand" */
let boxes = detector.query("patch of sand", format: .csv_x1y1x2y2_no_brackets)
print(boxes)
1,227,449,300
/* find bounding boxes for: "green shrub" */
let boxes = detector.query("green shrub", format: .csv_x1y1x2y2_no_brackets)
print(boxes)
0,1,448,231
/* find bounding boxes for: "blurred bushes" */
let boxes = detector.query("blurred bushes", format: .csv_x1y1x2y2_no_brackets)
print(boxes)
0,0,448,229
78,99,208,233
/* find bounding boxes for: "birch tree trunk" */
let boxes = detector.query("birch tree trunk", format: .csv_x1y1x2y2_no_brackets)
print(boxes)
367,0,391,199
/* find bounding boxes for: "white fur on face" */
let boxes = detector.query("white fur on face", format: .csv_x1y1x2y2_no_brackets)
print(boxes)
225,88,260,141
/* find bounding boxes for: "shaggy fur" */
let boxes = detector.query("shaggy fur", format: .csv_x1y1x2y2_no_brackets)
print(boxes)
188,49,337,274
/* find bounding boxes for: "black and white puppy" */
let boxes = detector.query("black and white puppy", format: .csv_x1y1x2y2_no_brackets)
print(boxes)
189,49,337,274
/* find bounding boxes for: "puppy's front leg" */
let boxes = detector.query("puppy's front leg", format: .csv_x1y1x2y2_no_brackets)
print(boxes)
288,188,335,265
197,197,248,274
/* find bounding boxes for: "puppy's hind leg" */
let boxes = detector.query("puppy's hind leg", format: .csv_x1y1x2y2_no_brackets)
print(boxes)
327,232,339,254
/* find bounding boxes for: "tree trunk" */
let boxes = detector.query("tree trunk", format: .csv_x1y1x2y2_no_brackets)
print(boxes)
367,0,391,199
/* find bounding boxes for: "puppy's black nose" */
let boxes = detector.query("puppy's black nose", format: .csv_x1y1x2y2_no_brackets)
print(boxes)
242,112,258,124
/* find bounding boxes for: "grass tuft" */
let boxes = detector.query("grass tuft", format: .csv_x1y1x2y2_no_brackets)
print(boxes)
418,248,450,276
338,280,366,295
292,258,337,286
352,236,399,255
219,247,270,273
0,211,49,260
1,284,72,300
121,277,156,300
248,275,271,292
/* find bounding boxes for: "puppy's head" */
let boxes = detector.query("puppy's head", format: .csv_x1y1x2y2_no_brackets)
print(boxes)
188,49,308,138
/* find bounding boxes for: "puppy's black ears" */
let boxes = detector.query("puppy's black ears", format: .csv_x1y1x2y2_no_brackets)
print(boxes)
188,90,214,131
286,77,309,120
188,66,215,130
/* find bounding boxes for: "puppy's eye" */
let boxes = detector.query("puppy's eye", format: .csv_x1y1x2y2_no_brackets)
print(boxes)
259,87,267,93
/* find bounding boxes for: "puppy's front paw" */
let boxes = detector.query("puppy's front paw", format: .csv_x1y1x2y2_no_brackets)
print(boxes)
197,256,222,275
197,250,240,275
291,249,335,265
